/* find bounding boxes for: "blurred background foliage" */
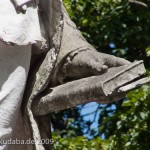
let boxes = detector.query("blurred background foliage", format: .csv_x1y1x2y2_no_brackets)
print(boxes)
52,0,150,149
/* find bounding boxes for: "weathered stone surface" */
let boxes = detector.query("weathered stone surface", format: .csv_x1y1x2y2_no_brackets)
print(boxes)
1,1,149,150
32,61,149,116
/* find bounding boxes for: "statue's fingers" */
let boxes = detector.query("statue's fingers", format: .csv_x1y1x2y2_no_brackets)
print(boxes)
88,61,108,75
66,61,108,80
102,54,131,67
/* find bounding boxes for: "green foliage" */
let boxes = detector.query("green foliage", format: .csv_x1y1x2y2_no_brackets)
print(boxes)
52,0,150,149
53,133,109,150
105,84,150,150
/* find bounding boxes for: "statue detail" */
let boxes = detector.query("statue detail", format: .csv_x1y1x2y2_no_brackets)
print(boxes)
0,0,149,150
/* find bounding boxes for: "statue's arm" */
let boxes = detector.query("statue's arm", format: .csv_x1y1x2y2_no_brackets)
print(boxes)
28,0,132,116
23,0,146,118
48,2,131,84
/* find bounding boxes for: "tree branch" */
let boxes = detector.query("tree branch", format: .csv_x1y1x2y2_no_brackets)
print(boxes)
128,0,149,9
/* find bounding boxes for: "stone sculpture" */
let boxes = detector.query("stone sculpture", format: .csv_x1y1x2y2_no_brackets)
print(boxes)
0,0,149,150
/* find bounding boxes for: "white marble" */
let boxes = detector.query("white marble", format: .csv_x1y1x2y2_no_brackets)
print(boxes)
0,42,31,150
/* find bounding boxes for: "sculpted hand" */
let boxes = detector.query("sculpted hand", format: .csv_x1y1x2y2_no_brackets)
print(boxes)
63,50,131,80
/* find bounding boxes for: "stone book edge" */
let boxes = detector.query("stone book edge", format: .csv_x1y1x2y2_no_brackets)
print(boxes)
102,60,146,96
